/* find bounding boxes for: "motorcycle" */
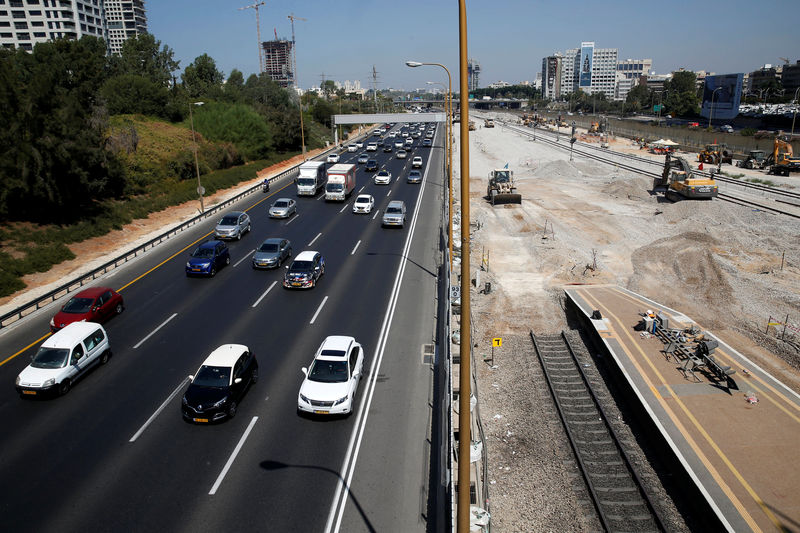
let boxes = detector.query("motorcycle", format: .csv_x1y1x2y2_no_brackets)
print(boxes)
262,181,270,193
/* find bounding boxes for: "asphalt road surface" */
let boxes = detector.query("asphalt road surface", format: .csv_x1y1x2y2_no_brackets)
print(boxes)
0,122,446,532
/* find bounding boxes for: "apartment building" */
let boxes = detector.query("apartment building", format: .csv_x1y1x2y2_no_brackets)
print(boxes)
0,0,107,51
104,0,146,56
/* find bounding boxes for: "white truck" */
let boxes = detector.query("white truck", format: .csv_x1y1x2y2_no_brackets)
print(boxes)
296,161,326,196
325,163,356,201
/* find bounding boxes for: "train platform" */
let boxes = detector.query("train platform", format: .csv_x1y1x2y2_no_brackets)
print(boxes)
565,285,800,533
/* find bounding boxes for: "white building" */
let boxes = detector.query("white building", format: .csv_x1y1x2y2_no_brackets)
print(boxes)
617,58,652,80
104,0,147,56
551,42,619,99
542,54,563,99
0,0,107,52
487,80,511,89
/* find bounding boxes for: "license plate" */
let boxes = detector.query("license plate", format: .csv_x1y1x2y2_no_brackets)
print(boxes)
293,282,302,287
22,390,37,395
314,410,329,415
192,268,201,272
193,418,209,423
698,187,710,193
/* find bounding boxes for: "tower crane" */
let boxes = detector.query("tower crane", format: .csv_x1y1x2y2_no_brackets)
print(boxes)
238,1,266,74
288,13,307,159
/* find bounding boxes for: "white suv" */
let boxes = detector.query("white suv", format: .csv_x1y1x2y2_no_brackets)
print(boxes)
366,142,378,151
298,336,364,416
412,156,423,168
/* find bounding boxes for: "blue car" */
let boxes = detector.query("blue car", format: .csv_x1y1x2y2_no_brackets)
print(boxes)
186,240,230,277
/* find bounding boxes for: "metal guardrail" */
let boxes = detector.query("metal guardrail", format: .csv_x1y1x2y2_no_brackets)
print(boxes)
0,140,354,329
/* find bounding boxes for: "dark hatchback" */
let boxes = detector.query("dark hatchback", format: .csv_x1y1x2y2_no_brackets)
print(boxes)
182,344,258,423
365,159,378,171
186,240,230,276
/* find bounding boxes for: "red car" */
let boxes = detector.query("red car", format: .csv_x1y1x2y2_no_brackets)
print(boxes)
50,287,124,332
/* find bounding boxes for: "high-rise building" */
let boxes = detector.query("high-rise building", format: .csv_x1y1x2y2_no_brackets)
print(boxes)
0,0,107,52
104,0,147,56
262,39,293,87
542,54,563,99
546,42,623,100
617,58,652,80
781,61,800,92
467,58,481,91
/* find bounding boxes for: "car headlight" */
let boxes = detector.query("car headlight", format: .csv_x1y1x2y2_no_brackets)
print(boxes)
15,375,21,385
43,378,55,388
186,262,191,268
202,262,211,268
212,397,227,408
299,394,310,404
333,395,349,406
50,317,55,327
182,396,188,405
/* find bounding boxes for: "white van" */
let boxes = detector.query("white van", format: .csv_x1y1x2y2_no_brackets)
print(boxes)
15,322,111,397
296,161,327,196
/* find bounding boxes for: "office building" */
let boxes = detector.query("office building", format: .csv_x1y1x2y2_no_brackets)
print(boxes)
262,38,293,88
553,42,619,98
104,0,147,56
542,54,563,99
0,0,107,52
781,61,800,92
618,58,652,80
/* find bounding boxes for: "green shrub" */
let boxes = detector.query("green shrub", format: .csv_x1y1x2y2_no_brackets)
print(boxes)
740,128,756,137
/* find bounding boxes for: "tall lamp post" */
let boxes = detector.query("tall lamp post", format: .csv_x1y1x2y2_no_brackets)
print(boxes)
189,101,205,213
656,90,668,126
791,87,800,137
406,60,453,270
708,86,722,129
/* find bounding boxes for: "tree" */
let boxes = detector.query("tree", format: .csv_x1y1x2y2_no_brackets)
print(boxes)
224,69,245,102
182,54,224,99
108,34,179,87
101,74,169,116
664,71,700,117
321,79,336,98
625,84,650,114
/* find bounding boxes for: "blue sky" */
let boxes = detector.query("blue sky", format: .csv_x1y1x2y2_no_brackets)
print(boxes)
149,0,798,91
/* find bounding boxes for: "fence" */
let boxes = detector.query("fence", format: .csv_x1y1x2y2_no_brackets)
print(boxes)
765,315,800,341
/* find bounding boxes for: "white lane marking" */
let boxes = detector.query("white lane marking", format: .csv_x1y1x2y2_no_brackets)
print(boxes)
387,188,392,196
372,211,379,220
133,313,178,349
326,142,433,533
350,240,361,256
252,281,278,308
317,194,325,201
234,249,255,268
358,185,365,193
209,416,259,495
129,376,190,442
286,214,300,226
308,232,322,246
339,203,349,214
309,296,329,325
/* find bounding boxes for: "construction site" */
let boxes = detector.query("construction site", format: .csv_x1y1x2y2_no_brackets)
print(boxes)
452,110,800,532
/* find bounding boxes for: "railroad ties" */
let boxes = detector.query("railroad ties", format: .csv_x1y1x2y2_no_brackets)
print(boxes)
531,331,665,533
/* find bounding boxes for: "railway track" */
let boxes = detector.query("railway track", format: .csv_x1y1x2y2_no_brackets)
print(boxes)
531,331,666,533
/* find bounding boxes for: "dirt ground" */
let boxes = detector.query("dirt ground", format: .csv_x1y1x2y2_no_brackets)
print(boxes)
454,113,800,531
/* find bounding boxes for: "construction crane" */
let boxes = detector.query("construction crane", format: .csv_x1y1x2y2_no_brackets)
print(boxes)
288,13,307,159
779,57,790,65
238,1,266,74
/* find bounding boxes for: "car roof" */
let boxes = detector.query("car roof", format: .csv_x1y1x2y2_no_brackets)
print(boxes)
355,194,372,200
43,321,105,347
199,240,222,249
222,211,244,218
202,344,249,368
274,197,291,202
262,237,284,245
71,286,112,298
295,250,319,261
387,200,405,208
316,335,356,360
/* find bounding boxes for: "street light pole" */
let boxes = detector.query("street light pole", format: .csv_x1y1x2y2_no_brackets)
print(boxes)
708,87,722,129
189,101,205,213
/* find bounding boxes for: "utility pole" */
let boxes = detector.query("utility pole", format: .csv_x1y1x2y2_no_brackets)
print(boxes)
238,2,266,74
372,65,379,112
288,13,307,159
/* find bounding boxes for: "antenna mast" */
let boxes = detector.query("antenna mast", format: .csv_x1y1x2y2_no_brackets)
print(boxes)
238,1,266,74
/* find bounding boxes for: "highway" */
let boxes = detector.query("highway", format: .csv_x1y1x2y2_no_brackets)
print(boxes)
0,123,446,532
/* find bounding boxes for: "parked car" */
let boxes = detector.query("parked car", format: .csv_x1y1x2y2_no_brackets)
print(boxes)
252,238,292,269
186,241,230,276
382,200,406,227
283,251,325,289
357,154,369,164
297,335,364,416
365,159,379,171
214,211,251,241
16,322,111,397
352,194,375,214
269,198,297,218
373,170,392,185
412,156,423,168
50,287,124,332
407,170,422,184
396,149,407,159
327,153,340,163
182,344,258,423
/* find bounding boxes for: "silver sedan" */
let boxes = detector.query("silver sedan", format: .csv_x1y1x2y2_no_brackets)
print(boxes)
269,198,297,218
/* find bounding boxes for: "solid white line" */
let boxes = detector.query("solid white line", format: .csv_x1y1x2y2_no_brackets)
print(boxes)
133,313,177,349
252,281,277,308
233,249,255,268
129,376,190,442
350,240,361,256
308,232,322,246
326,144,433,533
209,416,259,495
285,214,300,226
339,203,349,213
309,296,329,325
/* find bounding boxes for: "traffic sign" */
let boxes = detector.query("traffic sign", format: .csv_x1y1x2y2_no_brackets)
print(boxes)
492,338,502,347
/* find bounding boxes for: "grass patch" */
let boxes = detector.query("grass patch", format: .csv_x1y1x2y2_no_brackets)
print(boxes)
720,170,745,179
746,178,776,186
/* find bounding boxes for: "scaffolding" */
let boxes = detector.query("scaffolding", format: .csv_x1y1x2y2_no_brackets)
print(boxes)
262,39,294,87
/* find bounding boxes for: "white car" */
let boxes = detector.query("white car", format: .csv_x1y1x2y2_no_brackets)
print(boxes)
396,149,407,159
373,170,392,185
366,143,378,151
297,336,364,416
394,139,404,148
412,156,423,168
355,141,364,148
327,153,340,163
388,131,397,138
347,144,357,152
352,194,375,214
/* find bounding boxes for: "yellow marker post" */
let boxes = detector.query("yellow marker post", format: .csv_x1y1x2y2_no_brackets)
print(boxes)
489,337,502,365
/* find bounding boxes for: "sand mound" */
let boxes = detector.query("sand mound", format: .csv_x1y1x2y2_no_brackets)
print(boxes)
602,175,655,201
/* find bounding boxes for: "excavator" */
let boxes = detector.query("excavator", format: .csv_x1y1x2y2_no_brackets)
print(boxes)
766,137,800,176
486,167,522,205
697,143,733,165
655,154,718,201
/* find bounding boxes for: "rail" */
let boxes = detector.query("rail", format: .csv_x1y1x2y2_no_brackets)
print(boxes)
530,331,666,533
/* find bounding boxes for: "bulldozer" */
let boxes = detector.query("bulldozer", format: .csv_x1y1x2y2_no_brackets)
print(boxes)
697,143,733,165
588,122,600,134
468,120,476,131
736,150,767,170
484,118,495,128
766,137,800,176
655,154,718,201
486,168,522,205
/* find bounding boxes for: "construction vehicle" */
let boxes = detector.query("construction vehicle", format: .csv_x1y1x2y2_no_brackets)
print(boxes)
766,137,800,176
588,122,600,134
736,150,767,170
486,168,522,205
468,121,476,131
655,154,718,201
484,118,495,128
697,143,733,165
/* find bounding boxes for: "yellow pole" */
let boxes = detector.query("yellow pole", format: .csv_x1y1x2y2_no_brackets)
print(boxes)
457,1,472,531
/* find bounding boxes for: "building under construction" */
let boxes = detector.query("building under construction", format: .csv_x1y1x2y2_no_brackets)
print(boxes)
262,39,294,87
468,58,481,91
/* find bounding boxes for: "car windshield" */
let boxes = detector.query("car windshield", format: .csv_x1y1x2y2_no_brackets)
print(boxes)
62,297,93,313
327,183,343,191
192,247,214,259
308,359,348,383
410,172,420,176
356,198,369,204
298,178,315,186
274,201,289,208
259,243,279,253
387,207,402,214
31,347,70,369
494,171,510,183
378,171,389,176
219,215,238,225
290,260,313,270
193,365,230,387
